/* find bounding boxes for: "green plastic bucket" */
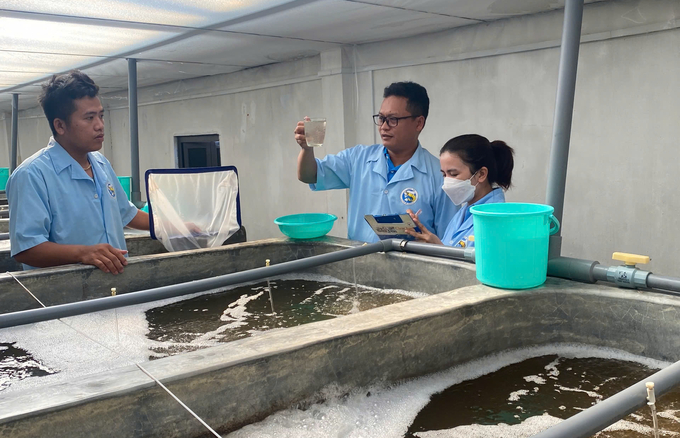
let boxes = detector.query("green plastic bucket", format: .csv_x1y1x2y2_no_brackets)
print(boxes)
117,176,131,201
0,168,9,191
469,203,560,289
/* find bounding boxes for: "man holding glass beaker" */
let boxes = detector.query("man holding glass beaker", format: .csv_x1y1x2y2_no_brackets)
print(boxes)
295,81,456,243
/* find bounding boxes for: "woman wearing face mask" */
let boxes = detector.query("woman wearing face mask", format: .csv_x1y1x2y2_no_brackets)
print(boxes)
406,134,514,247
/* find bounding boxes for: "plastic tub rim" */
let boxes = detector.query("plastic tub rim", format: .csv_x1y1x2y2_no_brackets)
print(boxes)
274,213,338,226
470,202,555,217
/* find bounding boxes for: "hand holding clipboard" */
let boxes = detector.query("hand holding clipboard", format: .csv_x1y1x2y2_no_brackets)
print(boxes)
364,213,421,240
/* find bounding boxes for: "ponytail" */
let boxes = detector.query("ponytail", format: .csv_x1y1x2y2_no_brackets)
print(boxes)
440,134,514,190
490,140,514,190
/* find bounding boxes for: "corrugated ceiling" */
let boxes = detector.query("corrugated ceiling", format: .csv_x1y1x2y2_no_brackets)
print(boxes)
0,0,599,111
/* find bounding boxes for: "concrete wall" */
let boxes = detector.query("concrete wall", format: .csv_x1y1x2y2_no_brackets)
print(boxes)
1,0,679,273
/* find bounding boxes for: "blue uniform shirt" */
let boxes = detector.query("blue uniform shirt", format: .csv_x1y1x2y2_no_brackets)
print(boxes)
441,187,506,248
311,143,457,243
7,138,138,269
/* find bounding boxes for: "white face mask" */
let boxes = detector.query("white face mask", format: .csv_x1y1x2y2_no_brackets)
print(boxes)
442,172,478,206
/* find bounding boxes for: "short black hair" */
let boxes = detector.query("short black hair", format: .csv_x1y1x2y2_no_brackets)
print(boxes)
383,81,429,120
39,70,99,136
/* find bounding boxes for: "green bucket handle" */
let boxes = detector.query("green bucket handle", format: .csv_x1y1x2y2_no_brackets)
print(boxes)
548,214,560,235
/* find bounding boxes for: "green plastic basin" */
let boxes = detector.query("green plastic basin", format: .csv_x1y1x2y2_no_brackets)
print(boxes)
274,213,337,239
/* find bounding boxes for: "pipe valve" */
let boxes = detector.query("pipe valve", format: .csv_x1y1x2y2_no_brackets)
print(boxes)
607,252,651,288
613,252,650,267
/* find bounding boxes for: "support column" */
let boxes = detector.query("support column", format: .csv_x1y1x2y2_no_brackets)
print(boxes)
10,93,19,174
318,47,360,237
127,58,142,207
545,0,585,258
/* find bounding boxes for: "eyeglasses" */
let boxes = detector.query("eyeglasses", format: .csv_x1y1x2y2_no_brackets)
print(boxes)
372,114,420,127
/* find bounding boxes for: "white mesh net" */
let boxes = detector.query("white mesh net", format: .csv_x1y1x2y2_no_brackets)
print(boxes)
147,168,240,252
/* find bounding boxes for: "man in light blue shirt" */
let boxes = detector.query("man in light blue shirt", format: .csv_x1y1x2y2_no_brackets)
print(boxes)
7,71,149,273
294,82,456,242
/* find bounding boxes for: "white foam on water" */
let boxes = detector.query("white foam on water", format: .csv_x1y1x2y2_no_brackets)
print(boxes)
186,291,267,344
300,285,342,304
185,276,420,343
227,344,672,438
220,292,264,323
0,276,255,393
0,310,146,393
629,412,644,421
601,419,679,436
0,284,240,393
0,353,55,391
264,273,429,299
659,410,680,422
365,287,428,299
556,385,602,400
298,272,429,300
508,389,530,401
413,413,562,438
413,414,680,437
523,375,546,385
348,299,361,314
545,358,561,377
0,273,422,394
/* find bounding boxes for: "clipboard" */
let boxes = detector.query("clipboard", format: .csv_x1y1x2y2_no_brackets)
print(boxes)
364,214,421,240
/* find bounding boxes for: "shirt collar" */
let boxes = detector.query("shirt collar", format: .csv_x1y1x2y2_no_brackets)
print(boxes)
462,187,506,218
46,137,105,178
473,187,504,206
368,142,428,175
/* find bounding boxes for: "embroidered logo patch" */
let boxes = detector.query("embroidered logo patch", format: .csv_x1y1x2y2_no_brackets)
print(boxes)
106,182,116,198
400,188,418,205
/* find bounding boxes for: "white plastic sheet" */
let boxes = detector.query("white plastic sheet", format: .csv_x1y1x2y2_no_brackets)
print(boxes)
147,168,240,252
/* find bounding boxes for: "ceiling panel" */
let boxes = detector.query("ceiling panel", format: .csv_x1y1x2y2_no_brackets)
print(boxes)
350,0,492,17
358,0,602,20
0,0,312,101
0,0,304,27
136,61,245,82
0,15,174,90
0,0,606,112
139,32,335,66
0,17,171,55
82,59,247,91
227,0,475,44
356,0,544,18
0,52,98,72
